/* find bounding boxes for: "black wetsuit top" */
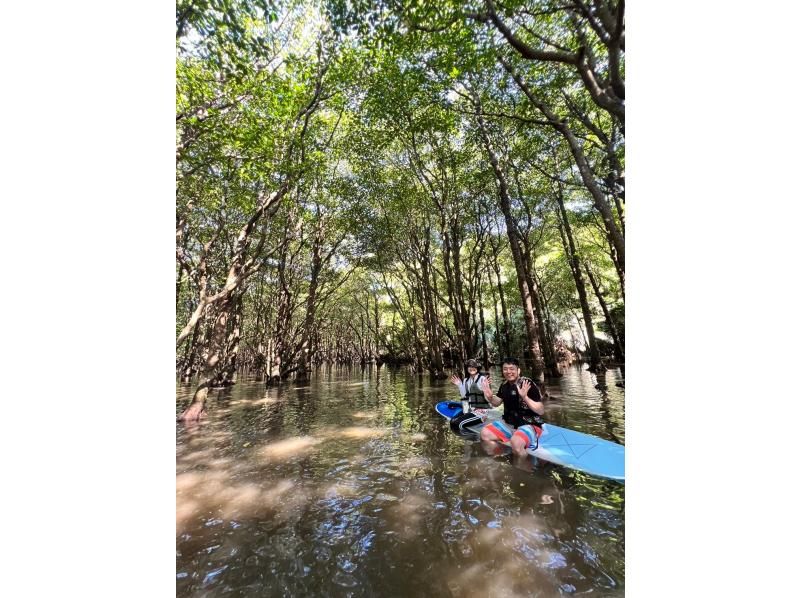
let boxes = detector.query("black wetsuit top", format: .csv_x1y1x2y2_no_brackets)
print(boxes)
497,377,545,428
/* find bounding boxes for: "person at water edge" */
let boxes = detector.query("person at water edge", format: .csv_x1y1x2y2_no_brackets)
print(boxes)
479,357,546,457
449,358,491,414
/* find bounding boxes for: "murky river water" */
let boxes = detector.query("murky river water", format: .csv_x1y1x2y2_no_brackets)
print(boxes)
176,364,625,597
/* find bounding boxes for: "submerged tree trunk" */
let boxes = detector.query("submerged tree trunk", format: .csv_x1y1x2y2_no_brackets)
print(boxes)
266,336,281,387
417,230,446,379
555,190,602,372
490,243,511,358
519,236,560,377
531,271,560,376
373,290,380,361
584,264,624,362
532,267,560,366
179,299,232,421
179,317,202,382
211,293,243,387
570,308,589,357
441,219,473,364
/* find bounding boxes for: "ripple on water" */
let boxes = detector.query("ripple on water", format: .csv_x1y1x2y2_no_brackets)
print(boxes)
176,366,624,595
202,565,227,586
354,530,376,556
560,583,577,593
374,493,398,502
314,546,332,562
332,571,359,588
543,551,569,569
337,554,358,573
442,526,468,545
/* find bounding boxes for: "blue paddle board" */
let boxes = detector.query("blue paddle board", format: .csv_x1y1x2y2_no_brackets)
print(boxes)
435,401,461,419
435,401,502,425
434,401,625,482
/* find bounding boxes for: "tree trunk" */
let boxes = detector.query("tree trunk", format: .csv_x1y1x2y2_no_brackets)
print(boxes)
555,192,602,371
531,271,560,376
490,248,511,357
491,280,503,359
570,308,590,357
472,91,545,377
500,56,624,280
519,238,560,377
179,317,202,382
584,264,624,362
212,293,243,387
418,234,446,379
478,278,490,366
532,267,560,364
373,289,380,361
179,299,231,421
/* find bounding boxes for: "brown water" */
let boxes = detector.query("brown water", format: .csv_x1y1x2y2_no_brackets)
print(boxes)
176,364,625,597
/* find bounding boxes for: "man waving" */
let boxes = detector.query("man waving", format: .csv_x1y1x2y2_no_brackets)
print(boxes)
479,357,546,457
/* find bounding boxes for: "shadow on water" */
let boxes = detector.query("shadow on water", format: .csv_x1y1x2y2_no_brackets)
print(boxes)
177,363,624,597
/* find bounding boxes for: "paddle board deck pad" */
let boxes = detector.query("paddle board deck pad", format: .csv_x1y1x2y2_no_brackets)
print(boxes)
528,423,624,482
434,401,625,482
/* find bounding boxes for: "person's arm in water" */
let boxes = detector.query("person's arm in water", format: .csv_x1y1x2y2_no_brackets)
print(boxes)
481,378,502,407
518,379,545,415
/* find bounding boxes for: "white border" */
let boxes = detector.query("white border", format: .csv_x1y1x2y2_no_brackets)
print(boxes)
2,2,175,595
628,1,800,594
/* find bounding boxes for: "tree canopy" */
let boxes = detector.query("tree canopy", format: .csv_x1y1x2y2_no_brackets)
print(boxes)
176,0,624,419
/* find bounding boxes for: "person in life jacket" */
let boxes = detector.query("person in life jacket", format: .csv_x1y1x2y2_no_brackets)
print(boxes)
449,358,492,413
447,358,492,433
478,357,546,456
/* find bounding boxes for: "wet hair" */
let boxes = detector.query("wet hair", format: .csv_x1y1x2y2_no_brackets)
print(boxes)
465,358,481,369
501,357,520,367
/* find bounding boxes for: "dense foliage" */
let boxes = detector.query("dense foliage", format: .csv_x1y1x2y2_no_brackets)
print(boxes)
176,0,624,418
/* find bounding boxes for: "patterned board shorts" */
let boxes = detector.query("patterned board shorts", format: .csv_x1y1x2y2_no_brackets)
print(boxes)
484,420,543,450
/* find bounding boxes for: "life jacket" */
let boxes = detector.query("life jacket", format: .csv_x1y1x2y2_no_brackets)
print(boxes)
463,373,490,408
498,377,545,428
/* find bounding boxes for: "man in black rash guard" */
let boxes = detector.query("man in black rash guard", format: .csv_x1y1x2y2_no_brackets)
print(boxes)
478,357,546,458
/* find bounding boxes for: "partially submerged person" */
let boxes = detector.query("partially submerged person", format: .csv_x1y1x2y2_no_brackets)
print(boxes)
479,357,546,457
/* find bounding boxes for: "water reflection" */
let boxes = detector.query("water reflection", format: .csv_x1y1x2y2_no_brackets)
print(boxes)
177,363,624,596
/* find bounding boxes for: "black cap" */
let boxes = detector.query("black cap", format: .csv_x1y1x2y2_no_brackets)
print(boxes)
465,359,481,369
